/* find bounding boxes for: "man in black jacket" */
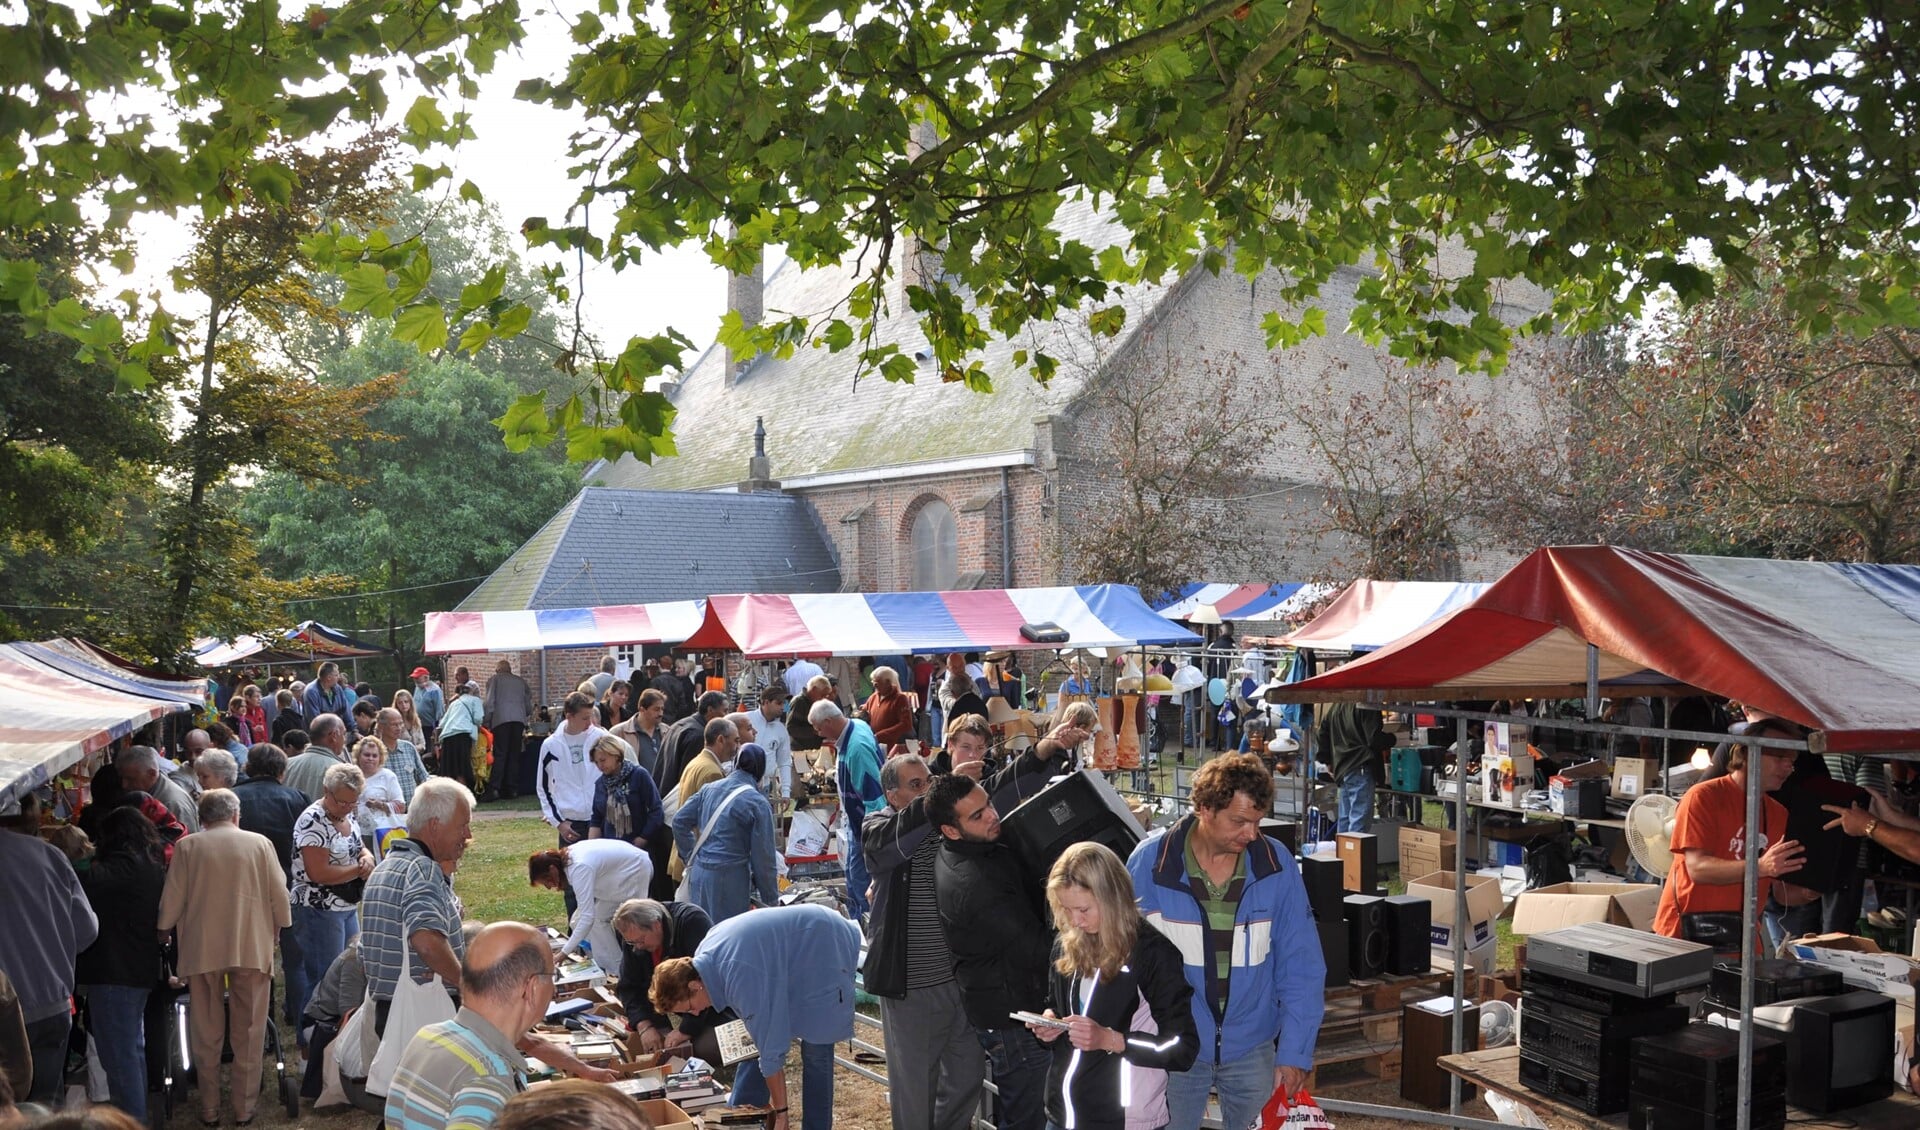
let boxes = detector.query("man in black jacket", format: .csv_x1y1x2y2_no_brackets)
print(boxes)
929,745,1065,1130
611,898,734,1063
231,742,313,1027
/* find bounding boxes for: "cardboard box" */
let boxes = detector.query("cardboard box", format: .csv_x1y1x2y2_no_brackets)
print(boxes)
1611,757,1659,800
1509,882,1663,935
1405,870,1506,971
636,1098,695,1130
1785,933,1920,1002
1400,826,1459,879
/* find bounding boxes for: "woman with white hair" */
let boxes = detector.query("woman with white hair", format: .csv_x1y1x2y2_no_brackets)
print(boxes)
193,748,240,793
286,762,373,1034
158,789,292,1125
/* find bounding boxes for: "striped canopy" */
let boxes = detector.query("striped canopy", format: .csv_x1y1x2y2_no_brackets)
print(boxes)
425,602,707,654
0,641,202,806
680,585,1201,657
1281,547,1920,754
1281,580,1490,652
192,620,389,667
1153,583,1331,622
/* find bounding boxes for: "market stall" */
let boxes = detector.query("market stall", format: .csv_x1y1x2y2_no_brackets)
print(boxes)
1153,581,1331,622
0,639,204,806
191,619,390,668
1280,579,1490,653
423,601,706,654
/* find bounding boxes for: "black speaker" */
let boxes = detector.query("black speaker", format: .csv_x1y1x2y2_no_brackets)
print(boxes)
1259,818,1300,853
1344,893,1388,979
1317,918,1350,987
1000,768,1142,876
1300,856,1345,923
1382,894,1432,975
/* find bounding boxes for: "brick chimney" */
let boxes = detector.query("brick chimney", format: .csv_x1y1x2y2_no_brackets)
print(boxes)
725,229,764,382
899,118,940,302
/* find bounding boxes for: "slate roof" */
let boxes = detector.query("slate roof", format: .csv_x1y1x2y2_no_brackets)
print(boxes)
456,488,841,611
592,198,1183,492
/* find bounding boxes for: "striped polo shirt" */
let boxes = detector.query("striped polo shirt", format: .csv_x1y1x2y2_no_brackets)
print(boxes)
382,1007,526,1130
1184,837,1247,1020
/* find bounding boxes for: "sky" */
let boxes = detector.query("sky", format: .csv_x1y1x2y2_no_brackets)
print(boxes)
116,9,728,357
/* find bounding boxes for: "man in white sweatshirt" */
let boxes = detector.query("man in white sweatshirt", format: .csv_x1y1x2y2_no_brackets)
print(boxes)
537,691,609,912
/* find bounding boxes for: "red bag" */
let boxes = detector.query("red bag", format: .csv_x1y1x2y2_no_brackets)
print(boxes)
1249,1089,1335,1130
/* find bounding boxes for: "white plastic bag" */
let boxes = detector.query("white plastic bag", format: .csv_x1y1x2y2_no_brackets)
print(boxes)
335,1000,373,1081
365,935,456,1096
1248,1089,1336,1130
784,809,829,856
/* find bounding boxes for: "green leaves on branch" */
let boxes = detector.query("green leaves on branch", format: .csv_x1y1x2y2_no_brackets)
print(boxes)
493,331,689,462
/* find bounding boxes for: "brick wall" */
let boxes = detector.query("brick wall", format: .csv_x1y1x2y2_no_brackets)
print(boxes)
442,647,610,709
798,465,1051,590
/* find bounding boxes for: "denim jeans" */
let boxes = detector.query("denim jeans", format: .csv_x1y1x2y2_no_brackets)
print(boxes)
1166,1044,1277,1130
287,904,359,1032
978,1027,1050,1130
1337,768,1374,834
24,1012,70,1104
85,985,150,1120
729,1040,836,1130
841,827,871,922
278,922,305,1028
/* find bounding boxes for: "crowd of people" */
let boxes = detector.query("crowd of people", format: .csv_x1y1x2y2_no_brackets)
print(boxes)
0,649,1340,1130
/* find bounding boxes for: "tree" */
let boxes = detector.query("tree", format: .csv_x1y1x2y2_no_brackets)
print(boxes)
1057,335,1277,603
238,334,582,677
6,0,1916,467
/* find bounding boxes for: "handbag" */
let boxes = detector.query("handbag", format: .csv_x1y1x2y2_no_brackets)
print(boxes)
366,925,458,1096
322,877,366,905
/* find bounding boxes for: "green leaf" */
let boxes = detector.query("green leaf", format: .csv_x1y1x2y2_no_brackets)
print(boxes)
247,162,294,206
1087,305,1126,337
339,263,392,315
459,264,506,311
496,392,555,453
493,303,532,340
403,96,448,143
458,180,484,204
393,301,448,352
457,320,493,352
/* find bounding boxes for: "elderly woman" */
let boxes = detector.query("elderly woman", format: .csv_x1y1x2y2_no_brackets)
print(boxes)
77,808,169,1121
193,748,239,793
529,838,654,966
438,681,484,788
158,789,291,1125
862,666,916,749
672,743,779,922
588,734,664,851
352,736,407,848
286,762,374,1033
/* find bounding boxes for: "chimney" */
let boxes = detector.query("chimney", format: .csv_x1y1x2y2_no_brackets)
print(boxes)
738,415,778,493
899,118,940,301
725,227,764,382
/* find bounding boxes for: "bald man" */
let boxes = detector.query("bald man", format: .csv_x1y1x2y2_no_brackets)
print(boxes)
383,923,550,1130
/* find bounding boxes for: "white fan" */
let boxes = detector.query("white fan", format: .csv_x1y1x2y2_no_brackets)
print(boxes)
1626,793,1682,877
1480,999,1517,1049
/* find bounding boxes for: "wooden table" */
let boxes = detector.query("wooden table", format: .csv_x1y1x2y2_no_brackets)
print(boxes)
1438,1045,1920,1130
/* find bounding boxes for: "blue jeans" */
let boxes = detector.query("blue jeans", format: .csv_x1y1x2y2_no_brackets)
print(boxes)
1166,1044,1277,1130
1337,768,1374,834
287,904,359,1032
978,1027,1050,1130
730,1040,836,1130
841,828,871,922
86,985,150,1120
278,923,305,1028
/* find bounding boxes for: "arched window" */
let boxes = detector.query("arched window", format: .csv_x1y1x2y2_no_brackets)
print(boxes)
909,499,958,590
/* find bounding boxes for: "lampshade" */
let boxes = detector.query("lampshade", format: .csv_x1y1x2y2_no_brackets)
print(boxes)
1189,604,1223,626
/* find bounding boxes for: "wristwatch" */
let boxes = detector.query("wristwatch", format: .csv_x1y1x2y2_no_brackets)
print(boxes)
1864,818,1880,840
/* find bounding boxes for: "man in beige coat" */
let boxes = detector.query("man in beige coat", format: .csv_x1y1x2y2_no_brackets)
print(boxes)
158,788,293,1124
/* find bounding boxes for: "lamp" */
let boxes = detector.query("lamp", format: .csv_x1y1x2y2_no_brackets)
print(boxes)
1690,747,1713,771
1189,604,1223,626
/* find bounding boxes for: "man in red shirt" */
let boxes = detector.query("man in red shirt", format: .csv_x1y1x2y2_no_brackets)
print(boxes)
1653,719,1817,954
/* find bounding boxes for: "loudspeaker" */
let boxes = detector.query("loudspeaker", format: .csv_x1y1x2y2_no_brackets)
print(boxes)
1300,856,1345,922
1259,818,1300,853
1403,999,1479,1107
1774,777,1871,893
1382,894,1432,975
1337,832,1380,894
999,768,1141,876
1317,918,1350,987
1344,893,1388,979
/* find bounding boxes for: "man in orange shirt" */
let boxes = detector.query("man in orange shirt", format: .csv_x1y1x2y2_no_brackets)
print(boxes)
1653,719,1817,954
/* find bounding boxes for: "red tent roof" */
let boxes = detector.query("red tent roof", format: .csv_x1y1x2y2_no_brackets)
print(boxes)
1280,546,1920,755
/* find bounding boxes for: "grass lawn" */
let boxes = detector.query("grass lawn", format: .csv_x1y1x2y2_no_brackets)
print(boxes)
458,813,572,928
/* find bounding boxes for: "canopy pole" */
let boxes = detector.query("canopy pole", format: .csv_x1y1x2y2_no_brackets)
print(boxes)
1584,644,1599,718
1738,736,1760,1130
1450,713,1468,1117
539,650,549,704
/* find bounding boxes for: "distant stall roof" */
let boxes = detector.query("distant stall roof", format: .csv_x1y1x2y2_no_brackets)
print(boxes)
680,585,1202,658
1279,580,1490,652
0,641,202,806
191,621,389,667
1278,547,1920,755
1153,583,1333,623
424,602,707,654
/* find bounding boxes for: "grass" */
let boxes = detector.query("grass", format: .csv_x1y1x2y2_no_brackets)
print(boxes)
457,813,572,927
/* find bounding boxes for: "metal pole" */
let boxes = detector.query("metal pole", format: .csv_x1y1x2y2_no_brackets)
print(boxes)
1584,643,1599,719
1450,713,1467,1117
1738,741,1760,1130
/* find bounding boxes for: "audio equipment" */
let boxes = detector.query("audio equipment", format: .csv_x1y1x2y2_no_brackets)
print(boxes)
999,769,1141,875
1705,959,1845,1008
1774,778,1870,893
1519,1052,1630,1116
1381,895,1432,975
1518,994,1687,1076
1628,1094,1786,1130
1258,818,1300,853
1527,922,1714,998
1522,968,1678,1016
1299,855,1345,922
1316,918,1349,987
1629,1024,1786,1124
1337,831,1379,894
1402,999,1478,1107
1343,894,1388,980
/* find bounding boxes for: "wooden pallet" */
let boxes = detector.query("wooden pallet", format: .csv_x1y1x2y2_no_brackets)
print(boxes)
1310,970,1451,1086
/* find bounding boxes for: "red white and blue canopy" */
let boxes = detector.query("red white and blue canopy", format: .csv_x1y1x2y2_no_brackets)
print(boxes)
1280,547,1920,754
1280,580,1490,652
424,602,707,655
1153,583,1332,622
192,620,390,667
0,640,203,806
681,585,1200,657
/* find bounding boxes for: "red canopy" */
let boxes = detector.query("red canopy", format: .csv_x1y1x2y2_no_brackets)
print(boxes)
1280,546,1920,755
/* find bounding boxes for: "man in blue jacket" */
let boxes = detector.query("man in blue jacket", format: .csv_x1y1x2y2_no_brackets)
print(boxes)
1128,752,1325,1130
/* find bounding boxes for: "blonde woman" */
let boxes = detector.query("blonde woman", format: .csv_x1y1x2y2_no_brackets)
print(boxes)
1028,842,1196,1130
351,736,406,844
392,687,429,751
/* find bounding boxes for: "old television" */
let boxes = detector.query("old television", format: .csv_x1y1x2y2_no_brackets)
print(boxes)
1749,990,1896,1113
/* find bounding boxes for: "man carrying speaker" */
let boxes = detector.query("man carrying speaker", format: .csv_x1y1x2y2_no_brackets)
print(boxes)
926,720,1089,1130
1128,753,1326,1130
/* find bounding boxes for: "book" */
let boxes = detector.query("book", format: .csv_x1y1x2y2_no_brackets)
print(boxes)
713,1019,759,1067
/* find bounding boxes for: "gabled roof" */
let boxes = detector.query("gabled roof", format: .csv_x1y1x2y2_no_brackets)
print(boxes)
456,488,840,612
593,200,1185,492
